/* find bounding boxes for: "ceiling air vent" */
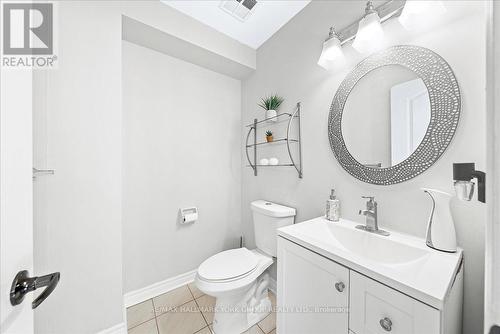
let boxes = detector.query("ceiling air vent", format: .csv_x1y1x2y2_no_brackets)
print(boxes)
220,0,258,21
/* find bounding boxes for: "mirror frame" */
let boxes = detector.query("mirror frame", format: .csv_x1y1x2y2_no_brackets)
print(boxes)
328,45,461,185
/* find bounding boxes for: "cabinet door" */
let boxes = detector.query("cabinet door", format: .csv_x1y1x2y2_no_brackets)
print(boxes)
277,237,349,334
350,271,440,334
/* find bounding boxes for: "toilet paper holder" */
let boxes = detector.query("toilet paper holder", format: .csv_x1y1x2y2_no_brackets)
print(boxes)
180,207,198,224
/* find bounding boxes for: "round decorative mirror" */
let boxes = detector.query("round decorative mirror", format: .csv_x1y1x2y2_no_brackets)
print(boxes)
328,45,460,185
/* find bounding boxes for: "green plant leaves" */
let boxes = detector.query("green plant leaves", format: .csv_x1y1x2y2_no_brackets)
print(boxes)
258,94,284,111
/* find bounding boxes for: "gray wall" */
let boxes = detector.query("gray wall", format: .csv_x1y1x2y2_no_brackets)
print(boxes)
241,1,487,333
122,41,242,293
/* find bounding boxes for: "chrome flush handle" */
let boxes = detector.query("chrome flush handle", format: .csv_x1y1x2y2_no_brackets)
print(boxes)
334,281,345,292
380,317,393,331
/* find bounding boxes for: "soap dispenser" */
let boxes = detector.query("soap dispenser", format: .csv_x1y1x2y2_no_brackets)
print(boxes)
422,188,457,253
326,189,340,222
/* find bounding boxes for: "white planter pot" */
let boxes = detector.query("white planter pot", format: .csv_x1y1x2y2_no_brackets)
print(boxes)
266,109,277,122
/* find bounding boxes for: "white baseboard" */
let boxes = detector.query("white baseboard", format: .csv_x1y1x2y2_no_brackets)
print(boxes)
96,322,126,334
269,276,277,294
123,269,197,308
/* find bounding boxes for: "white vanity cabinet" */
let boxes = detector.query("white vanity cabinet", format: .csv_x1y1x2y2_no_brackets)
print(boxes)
277,231,463,334
350,271,440,334
277,237,349,334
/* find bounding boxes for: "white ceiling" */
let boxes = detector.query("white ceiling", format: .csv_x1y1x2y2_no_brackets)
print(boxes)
160,0,311,49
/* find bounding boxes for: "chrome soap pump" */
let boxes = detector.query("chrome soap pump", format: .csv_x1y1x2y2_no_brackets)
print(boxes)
326,189,340,222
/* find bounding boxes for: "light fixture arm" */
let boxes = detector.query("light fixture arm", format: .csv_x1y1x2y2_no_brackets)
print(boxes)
337,0,406,45
327,27,334,40
364,0,377,16
325,27,339,42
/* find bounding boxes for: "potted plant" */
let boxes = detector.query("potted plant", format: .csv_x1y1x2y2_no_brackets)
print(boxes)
265,130,273,142
258,94,284,121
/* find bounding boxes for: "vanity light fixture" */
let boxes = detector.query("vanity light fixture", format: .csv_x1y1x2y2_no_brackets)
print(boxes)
317,0,403,69
317,27,345,70
317,0,447,70
352,1,386,54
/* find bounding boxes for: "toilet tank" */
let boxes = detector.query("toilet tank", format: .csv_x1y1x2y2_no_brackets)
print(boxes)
251,200,296,257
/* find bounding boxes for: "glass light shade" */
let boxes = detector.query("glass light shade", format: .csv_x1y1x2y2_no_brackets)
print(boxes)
454,180,475,201
399,0,446,30
352,12,385,54
317,35,346,70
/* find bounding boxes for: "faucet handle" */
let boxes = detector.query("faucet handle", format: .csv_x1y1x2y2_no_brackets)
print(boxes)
362,196,376,209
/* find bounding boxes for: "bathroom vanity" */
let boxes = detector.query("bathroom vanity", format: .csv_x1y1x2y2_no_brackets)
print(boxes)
277,217,463,334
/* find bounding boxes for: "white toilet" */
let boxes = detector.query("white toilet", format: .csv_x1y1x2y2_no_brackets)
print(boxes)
195,200,296,334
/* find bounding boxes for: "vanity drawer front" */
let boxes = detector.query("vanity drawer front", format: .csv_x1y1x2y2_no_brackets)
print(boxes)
349,271,440,334
277,237,349,334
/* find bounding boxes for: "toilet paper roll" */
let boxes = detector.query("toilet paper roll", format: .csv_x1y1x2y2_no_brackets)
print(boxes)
183,212,198,224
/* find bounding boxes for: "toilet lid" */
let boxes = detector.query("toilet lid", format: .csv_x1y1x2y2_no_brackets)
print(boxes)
198,248,258,281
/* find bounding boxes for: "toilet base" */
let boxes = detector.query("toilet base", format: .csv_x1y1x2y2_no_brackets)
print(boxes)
212,273,272,334
195,249,274,334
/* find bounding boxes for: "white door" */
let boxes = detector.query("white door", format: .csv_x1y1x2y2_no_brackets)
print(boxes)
0,69,34,334
277,237,349,334
1,68,60,333
390,78,431,166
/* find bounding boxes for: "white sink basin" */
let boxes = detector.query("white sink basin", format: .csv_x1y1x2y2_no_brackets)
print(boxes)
325,222,429,265
277,217,463,309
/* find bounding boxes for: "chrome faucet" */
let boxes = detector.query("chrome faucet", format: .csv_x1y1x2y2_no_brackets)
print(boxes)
356,196,390,236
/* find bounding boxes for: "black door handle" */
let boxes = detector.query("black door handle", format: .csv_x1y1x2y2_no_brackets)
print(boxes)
10,270,60,309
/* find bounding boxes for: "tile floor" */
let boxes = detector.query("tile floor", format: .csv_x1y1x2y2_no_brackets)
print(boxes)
126,282,276,334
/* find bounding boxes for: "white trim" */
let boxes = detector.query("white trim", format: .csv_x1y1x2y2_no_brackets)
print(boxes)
123,269,197,308
269,276,277,295
122,301,128,334
486,0,500,331
96,322,126,334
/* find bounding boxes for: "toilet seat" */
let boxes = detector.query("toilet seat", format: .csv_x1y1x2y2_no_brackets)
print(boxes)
198,248,258,282
196,248,273,297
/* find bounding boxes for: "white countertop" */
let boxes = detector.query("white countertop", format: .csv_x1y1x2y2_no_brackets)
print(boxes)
277,217,463,310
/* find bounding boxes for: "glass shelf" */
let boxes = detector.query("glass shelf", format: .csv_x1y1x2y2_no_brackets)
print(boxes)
245,102,303,179
246,138,299,148
245,113,298,128
247,164,295,167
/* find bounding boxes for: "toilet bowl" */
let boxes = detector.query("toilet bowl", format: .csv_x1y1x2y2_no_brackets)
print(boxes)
195,200,296,334
195,248,273,334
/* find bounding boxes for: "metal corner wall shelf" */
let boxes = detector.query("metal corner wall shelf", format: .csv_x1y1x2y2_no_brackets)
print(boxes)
245,102,303,178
